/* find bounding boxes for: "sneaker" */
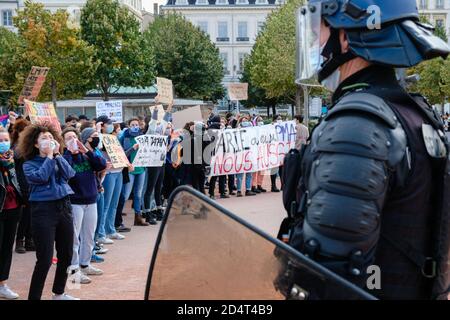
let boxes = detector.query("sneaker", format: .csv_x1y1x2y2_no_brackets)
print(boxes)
52,293,80,300
246,190,257,196
209,195,216,200
95,247,109,255
71,270,91,284
271,187,280,193
229,191,236,196
257,186,267,193
107,233,125,240
115,224,131,233
91,254,105,263
0,285,19,299
220,194,230,199
81,265,104,276
97,237,114,245
145,212,158,225
236,191,243,198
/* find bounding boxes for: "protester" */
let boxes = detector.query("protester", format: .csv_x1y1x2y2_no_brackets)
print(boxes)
62,127,106,284
19,124,78,300
270,115,282,193
208,115,228,199
64,115,79,129
251,116,267,194
0,128,23,299
11,119,34,254
142,103,173,223
235,117,255,197
294,115,309,150
116,118,149,227
78,115,89,125
96,115,127,244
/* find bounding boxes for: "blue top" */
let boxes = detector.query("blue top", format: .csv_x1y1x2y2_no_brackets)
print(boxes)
24,155,76,202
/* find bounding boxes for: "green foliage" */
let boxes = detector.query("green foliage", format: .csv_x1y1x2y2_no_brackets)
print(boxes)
80,0,155,100
144,13,224,102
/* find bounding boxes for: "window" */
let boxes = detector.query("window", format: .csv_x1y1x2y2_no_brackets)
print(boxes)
217,21,229,41
2,10,13,27
220,52,229,75
257,21,265,34
436,0,444,9
236,0,248,4
419,0,428,10
196,0,208,4
238,52,248,73
198,21,208,33
256,0,268,4
216,0,228,4
176,0,188,5
237,21,248,41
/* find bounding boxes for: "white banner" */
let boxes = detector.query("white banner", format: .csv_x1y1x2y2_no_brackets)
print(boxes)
132,135,169,167
209,121,297,176
96,100,123,123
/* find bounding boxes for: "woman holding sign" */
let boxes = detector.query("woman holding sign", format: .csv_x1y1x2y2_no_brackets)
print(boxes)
117,118,149,226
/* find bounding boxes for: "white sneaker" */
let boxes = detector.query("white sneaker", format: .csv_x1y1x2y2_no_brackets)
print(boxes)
81,265,103,276
97,237,114,245
71,270,91,284
108,233,125,240
52,293,80,300
0,285,19,300
95,247,109,254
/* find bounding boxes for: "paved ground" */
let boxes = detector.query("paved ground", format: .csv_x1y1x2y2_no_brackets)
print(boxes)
7,184,285,300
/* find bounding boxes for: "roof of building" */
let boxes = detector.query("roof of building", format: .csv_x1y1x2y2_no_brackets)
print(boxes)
164,0,280,6
86,86,158,96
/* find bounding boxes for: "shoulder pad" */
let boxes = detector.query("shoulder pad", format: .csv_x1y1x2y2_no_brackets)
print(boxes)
328,92,398,129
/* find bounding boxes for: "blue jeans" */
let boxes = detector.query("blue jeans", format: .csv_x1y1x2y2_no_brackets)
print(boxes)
236,173,253,192
95,192,105,240
103,172,123,236
117,172,146,216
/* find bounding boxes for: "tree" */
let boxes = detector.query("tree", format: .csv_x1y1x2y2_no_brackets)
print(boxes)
0,27,21,93
144,13,225,102
80,0,155,101
10,1,98,106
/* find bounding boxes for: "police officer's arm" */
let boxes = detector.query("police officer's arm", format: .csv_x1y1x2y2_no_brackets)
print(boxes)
292,93,408,287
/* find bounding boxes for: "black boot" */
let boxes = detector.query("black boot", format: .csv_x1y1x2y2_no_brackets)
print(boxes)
145,211,157,225
15,239,26,254
25,238,36,251
155,208,164,221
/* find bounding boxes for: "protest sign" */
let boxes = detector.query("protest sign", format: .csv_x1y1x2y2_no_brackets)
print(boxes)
0,115,8,128
132,135,169,167
156,77,174,104
209,121,297,176
172,105,203,129
18,66,50,105
228,83,248,101
149,105,165,122
102,134,130,168
24,99,61,133
96,100,123,123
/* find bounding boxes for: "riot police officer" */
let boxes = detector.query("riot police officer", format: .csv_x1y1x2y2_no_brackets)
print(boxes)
290,0,450,300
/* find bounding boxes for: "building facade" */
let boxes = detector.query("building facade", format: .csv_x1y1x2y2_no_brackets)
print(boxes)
417,0,450,43
0,0,19,32
161,0,283,90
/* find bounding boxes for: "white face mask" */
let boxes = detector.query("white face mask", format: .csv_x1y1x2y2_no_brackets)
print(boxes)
321,68,341,92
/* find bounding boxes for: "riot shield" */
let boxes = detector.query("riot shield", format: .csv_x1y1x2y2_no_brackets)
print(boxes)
145,186,376,300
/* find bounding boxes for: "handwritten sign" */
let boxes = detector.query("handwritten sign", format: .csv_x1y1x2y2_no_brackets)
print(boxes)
228,83,248,101
209,121,297,176
24,99,61,133
149,104,165,122
172,105,203,129
156,77,174,104
132,135,169,167
18,66,50,105
96,100,123,123
102,134,130,168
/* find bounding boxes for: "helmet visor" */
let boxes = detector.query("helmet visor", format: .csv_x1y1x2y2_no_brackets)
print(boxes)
296,3,322,85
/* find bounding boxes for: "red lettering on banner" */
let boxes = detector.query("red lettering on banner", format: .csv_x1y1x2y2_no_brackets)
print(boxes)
244,151,253,171
223,156,234,174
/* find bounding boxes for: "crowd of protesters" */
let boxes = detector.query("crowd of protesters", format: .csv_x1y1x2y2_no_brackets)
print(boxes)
0,101,308,300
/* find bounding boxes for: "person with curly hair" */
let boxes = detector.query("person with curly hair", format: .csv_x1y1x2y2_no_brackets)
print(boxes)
18,124,78,300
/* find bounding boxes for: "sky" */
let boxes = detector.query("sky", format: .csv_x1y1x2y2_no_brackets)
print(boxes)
143,0,166,12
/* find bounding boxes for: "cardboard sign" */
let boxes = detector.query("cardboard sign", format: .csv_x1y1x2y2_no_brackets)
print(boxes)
96,100,123,123
24,99,61,133
172,105,203,129
209,121,297,176
149,104,166,122
156,77,174,104
18,66,50,105
132,135,169,167
228,83,248,101
102,134,130,169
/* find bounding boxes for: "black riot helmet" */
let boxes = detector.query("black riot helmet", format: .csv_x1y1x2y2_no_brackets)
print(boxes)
296,0,450,87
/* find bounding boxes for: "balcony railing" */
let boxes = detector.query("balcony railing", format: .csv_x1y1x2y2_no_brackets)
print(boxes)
236,37,249,42
216,37,230,42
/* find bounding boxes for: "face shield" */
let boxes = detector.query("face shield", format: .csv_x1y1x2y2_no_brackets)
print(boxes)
296,3,323,86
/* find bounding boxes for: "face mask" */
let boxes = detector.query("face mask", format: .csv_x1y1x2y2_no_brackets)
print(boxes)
90,137,100,149
321,68,341,92
39,140,56,151
258,122,264,126
0,141,10,154
106,124,114,134
130,126,140,133
309,44,326,75
277,120,282,123
241,121,251,127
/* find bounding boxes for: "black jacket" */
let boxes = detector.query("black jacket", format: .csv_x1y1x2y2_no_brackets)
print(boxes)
0,165,23,211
